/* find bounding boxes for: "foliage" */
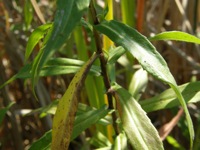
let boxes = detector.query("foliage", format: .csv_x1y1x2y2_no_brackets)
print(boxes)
1,0,200,150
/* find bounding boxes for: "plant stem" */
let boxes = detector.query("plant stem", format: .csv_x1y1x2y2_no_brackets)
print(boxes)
89,0,112,109
89,0,119,135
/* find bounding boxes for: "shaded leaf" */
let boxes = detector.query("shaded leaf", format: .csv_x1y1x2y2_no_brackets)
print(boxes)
29,130,52,150
72,104,110,140
0,102,15,124
22,100,60,117
90,131,112,148
25,101,112,127
51,53,98,149
77,104,112,126
112,84,164,150
0,58,100,89
108,46,126,64
31,0,90,86
29,105,109,149
25,81,200,119
149,31,200,44
140,81,200,112
29,104,110,149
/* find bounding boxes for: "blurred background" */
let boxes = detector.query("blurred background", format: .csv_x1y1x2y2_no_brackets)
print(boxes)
0,0,200,149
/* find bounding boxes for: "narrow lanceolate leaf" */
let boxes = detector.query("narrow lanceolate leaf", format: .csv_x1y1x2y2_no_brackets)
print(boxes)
71,105,110,140
29,104,109,149
108,46,126,64
51,53,98,150
95,20,194,148
29,130,52,150
140,81,200,113
149,31,200,44
31,0,90,86
112,84,164,150
25,23,52,62
0,58,100,89
95,20,176,84
24,0,33,30
0,102,15,124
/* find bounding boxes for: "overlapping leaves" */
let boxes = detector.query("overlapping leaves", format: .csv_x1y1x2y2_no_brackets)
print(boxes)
95,20,194,148
31,0,90,86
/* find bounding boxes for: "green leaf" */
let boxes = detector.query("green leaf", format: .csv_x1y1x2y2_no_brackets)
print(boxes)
95,20,176,84
95,147,112,150
0,102,15,124
112,84,164,150
113,132,128,150
25,23,52,62
24,0,33,30
95,20,194,148
166,136,185,150
20,100,57,118
45,58,100,76
51,53,98,149
71,104,110,140
0,58,100,89
25,81,200,120
140,81,200,112
149,31,200,44
90,131,112,148
107,46,126,64
31,0,90,86
29,130,52,150
28,104,110,149
128,68,148,100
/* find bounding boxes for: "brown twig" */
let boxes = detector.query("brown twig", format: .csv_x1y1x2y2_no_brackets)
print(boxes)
89,0,119,135
89,0,113,109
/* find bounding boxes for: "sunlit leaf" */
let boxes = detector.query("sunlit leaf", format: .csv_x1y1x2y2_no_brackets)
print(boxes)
112,84,164,150
149,31,200,44
25,23,52,62
166,135,185,150
95,20,176,84
128,68,148,100
113,132,128,150
95,20,194,148
51,53,98,149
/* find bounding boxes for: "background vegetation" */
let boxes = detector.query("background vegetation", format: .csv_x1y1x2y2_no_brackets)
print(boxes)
0,0,200,149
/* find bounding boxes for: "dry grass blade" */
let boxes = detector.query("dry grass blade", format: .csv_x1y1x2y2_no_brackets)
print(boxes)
159,108,184,141
30,0,46,24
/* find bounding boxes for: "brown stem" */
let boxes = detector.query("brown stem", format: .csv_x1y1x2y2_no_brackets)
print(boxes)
89,0,113,109
89,0,119,135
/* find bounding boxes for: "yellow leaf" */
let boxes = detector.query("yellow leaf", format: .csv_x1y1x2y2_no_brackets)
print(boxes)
51,53,98,149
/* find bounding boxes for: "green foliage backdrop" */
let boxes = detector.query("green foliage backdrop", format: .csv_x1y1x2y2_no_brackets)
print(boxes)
0,0,200,150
